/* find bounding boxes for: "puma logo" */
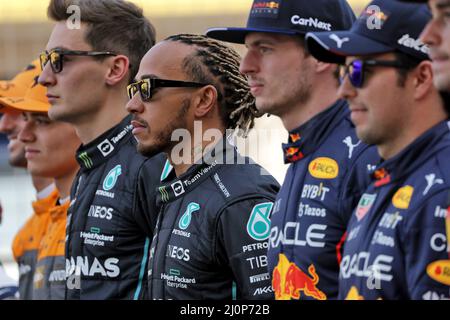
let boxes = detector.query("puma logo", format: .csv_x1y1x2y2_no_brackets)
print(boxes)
343,136,361,159
423,174,444,196
329,34,350,49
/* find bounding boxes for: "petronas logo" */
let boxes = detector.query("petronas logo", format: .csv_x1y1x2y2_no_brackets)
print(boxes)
103,165,122,191
247,202,273,241
79,152,93,169
179,202,200,230
159,186,169,203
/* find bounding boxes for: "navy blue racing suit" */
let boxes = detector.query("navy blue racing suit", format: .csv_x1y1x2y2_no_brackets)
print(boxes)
267,100,379,300
339,120,450,300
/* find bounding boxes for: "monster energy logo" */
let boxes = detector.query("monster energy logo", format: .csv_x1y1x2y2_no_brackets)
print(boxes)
79,152,93,169
159,186,169,203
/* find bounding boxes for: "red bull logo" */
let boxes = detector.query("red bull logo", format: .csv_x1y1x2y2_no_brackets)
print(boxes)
290,133,301,143
284,147,304,163
446,201,450,259
285,147,298,157
345,286,364,300
272,253,326,300
373,168,391,187
252,1,280,10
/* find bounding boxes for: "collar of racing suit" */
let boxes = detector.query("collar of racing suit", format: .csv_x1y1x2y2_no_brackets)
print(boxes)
155,134,247,205
31,188,59,216
75,115,134,171
49,199,70,222
282,99,348,164
372,120,450,188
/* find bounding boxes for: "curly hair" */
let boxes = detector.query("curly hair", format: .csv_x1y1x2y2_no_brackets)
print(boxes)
164,34,261,137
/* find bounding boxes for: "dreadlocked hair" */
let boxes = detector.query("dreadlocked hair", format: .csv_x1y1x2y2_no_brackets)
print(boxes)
164,34,261,137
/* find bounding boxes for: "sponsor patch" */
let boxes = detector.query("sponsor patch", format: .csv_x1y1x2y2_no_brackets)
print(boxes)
250,0,281,19
355,193,377,221
272,253,326,300
179,202,200,230
247,202,273,241
392,186,414,209
308,157,339,179
103,165,122,191
427,260,450,285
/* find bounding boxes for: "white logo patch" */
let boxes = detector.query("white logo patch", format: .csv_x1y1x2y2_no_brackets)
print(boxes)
329,34,349,49
398,34,429,55
343,136,362,159
423,173,444,196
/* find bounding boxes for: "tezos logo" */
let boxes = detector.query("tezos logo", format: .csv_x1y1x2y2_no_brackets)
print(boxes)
247,202,273,241
103,165,122,191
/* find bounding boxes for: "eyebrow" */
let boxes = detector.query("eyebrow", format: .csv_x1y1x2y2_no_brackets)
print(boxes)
29,112,50,119
139,74,160,80
246,39,276,48
436,0,450,10
46,46,73,52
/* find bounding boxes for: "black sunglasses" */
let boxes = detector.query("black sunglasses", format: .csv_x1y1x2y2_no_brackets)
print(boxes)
127,78,208,101
340,59,410,88
39,49,117,73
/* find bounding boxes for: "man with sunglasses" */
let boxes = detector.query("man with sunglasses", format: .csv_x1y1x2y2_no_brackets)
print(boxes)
207,0,379,300
127,34,280,299
306,0,450,299
38,0,165,299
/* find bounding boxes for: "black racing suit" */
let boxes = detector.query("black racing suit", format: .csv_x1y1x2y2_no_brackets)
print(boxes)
148,137,280,299
65,115,165,299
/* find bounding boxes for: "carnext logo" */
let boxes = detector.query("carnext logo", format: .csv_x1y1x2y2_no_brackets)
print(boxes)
291,15,331,31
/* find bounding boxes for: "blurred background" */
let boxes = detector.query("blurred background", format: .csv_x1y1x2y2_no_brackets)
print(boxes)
0,0,370,280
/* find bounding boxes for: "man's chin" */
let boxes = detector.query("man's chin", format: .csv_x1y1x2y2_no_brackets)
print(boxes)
137,142,164,158
255,99,277,117
9,154,27,168
48,105,70,122
434,74,450,93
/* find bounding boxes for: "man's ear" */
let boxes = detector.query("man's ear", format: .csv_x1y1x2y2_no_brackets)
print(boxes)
315,60,334,74
412,60,434,101
105,55,130,86
192,85,218,118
